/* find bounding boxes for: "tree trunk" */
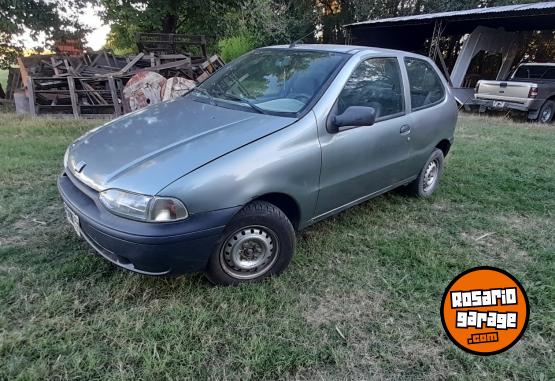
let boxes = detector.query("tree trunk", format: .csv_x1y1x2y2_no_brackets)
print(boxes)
161,0,180,33
162,14,178,33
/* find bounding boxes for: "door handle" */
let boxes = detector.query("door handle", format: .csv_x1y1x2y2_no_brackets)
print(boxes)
400,124,411,134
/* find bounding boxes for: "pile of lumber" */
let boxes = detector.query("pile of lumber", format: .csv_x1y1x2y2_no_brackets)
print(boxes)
3,34,225,118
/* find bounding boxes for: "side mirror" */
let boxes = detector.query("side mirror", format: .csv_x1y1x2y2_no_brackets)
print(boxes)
331,106,376,132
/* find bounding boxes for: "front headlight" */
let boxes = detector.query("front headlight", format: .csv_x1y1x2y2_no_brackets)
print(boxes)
63,146,70,168
99,189,188,222
148,197,189,221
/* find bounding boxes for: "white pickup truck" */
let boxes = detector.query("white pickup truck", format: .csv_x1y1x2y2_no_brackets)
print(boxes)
475,63,555,123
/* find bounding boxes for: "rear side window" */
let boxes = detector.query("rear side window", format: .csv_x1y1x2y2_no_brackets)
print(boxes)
337,57,404,119
542,68,555,80
404,57,445,111
513,65,550,79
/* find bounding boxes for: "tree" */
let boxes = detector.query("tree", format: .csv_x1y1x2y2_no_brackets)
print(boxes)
0,0,90,68
101,0,240,53
101,0,550,56
102,0,316,54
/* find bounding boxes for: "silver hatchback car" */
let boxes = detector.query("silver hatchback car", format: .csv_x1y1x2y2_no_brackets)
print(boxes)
58,44,457,285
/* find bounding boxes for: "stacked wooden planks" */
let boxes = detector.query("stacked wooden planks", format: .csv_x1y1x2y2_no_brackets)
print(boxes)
5,34,225,118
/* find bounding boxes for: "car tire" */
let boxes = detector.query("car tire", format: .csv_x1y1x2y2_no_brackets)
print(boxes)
537,100,555,124
206,201,295,286
407,148,444,198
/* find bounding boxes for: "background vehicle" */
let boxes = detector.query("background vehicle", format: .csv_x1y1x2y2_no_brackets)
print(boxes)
59,45,457,285
475,63,555,123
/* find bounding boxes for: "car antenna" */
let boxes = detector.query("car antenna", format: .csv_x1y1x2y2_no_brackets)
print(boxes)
289,30,314,48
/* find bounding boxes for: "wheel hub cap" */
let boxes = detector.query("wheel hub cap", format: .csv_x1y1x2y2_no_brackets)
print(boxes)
423,159,438,192
220,226,278,279
541,108,552,122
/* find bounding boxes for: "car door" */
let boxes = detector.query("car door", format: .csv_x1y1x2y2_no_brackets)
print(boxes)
315,56,413,217
403,57,450,175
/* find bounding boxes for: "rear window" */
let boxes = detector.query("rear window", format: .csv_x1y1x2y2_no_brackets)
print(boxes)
404,57,445,111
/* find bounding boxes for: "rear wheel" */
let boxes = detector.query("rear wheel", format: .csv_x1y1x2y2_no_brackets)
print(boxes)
206,201,295,286
407,148,444,197
538,100,555,124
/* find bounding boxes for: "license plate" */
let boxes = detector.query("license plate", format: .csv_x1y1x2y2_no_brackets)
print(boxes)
493,101,505,109
64,203,81,237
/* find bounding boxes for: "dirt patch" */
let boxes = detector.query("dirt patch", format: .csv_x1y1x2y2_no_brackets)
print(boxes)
0,265,20,274
460,229,530,263
495,214,551,233
0,204,63,247
296,299,451,380
431,201,453,212
1,218,45,245
302,290,388,327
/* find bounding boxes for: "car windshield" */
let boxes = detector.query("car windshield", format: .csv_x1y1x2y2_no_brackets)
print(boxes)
192,49,347,116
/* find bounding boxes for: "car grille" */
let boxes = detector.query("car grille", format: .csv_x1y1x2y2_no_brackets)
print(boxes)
65,170,100,204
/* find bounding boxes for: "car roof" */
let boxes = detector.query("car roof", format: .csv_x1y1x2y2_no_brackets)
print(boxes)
264,44,410,56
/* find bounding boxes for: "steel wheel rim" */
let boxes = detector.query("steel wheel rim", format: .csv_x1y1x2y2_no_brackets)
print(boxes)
541,106,553,123
423,159,439,192
219,225,279,279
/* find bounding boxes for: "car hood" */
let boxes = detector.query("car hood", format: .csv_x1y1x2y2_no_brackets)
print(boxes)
67,97,295,195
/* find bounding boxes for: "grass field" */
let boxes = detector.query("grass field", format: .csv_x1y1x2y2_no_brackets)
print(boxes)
0,113,553,380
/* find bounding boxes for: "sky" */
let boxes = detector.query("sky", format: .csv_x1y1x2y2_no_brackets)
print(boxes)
20,4,110,51
81,4,110,50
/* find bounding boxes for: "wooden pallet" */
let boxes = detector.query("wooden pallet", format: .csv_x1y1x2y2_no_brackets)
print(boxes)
27,76,123,118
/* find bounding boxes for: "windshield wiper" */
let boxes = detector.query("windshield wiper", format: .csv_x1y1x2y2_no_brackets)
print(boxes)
219,92,268,115
185,87,216,105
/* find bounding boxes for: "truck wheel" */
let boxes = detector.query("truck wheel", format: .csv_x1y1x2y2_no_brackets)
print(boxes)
407,148,444,198
538,100,555,124
206,201,295,286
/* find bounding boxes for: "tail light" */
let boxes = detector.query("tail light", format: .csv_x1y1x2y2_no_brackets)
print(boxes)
528,86,538,98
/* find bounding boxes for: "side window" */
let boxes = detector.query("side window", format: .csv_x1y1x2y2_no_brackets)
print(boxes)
337,57,404,120
542,68,555,80
404,57,445,110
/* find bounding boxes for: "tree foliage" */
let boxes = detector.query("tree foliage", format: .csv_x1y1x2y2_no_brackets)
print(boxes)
0,0,90,68
2,0,551,69
217,34,255,62
101,0,238,53
101,0,317,54
100,0,551,54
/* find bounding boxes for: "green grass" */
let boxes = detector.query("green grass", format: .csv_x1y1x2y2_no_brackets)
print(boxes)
0,114,554,380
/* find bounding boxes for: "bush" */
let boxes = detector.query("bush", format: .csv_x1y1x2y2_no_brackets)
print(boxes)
218,34,255,63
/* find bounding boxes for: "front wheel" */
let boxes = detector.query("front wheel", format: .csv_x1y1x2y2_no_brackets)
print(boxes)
407,148,444,197
206,201,295,286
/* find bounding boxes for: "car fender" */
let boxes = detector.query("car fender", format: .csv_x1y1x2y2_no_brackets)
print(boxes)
158,111,322,229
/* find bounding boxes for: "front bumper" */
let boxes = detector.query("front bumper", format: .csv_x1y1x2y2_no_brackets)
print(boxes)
58,171,241,275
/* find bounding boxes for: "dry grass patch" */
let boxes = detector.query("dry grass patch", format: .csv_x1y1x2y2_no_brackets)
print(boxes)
302,290,388,328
